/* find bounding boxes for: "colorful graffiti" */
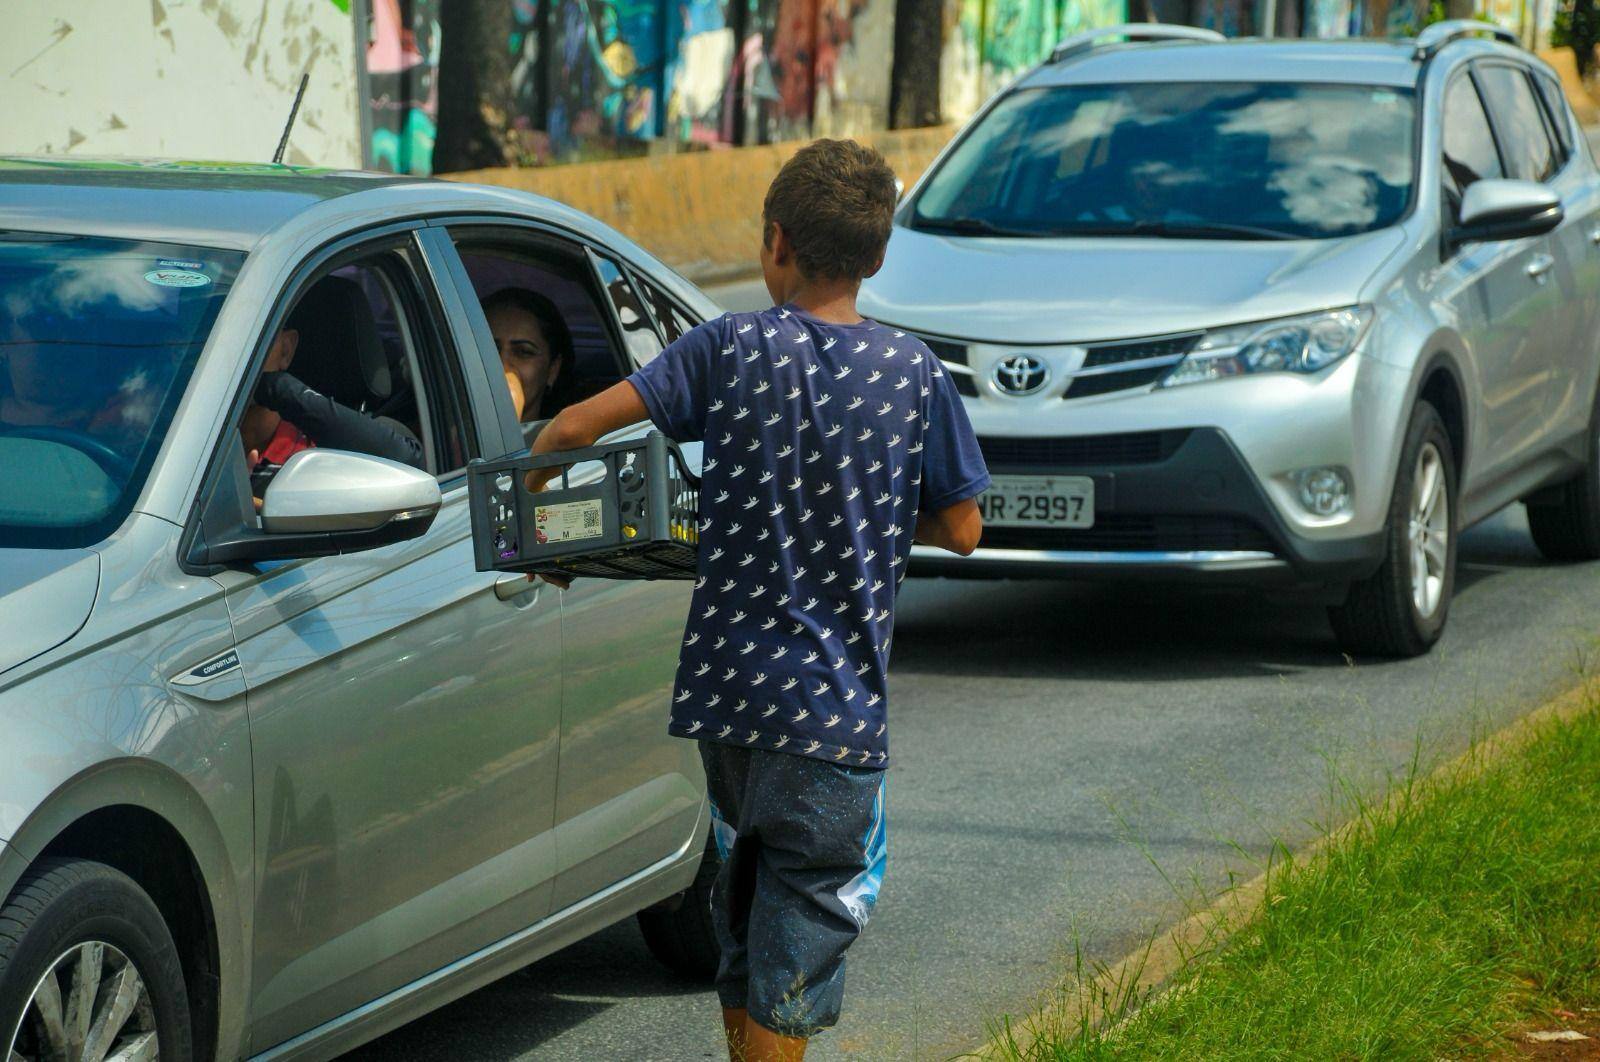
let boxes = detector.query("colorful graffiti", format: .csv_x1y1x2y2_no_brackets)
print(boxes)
363,0,1131,174
367,0,440,174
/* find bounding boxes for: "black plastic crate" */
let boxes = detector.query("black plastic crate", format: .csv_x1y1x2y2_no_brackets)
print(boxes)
467,431,700,580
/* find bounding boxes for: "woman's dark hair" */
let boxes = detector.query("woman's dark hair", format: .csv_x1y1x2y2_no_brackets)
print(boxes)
481,286,576,408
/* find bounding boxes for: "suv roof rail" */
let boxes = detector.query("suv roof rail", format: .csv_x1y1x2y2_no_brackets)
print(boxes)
1412,19,1518,59
1049,23,1225,63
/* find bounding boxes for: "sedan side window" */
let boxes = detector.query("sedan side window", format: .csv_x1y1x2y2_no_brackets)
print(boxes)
1476,66,1557,182
1441,74,1503,203
1531,72,1576,166
591,254,665,366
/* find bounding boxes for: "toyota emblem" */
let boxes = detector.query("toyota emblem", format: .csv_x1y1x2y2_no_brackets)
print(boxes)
994,354,1050,396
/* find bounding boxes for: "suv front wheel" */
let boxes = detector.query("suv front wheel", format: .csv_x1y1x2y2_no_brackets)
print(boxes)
1329,401,1457,658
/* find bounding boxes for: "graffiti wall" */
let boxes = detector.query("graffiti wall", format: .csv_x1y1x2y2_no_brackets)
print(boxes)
940,0,1128,123
3,0,363,168
367,0,440,174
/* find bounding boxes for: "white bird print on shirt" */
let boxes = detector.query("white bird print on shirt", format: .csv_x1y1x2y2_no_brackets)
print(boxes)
906,409,921,423
834,746,851,760
907,440,923,453
739,322,755,334
722,667,738,681
827,514,843,528
781,678,798,691
793,708,811,723
727,522,742,534
875,723,886,736
866,370,883,383
785,386,801,400
852,341,869,353
843,689,857,702
835,366,852,380
763,412,782,427
801,651,820,664
728,377,739,390
730,609,748,622
709,399,724,412
802,598,819,612
722,433,734,446
870,579,885,593
845,631,861,645
825,424,843,438
771,646,788,660
793,333,811,344
760,617,777,630
702,605,718,618
812,683,831,697
763,705,780,718
734,699,748,713
877,608,890,621
888,435,902,448
810,542,827,557
768,561,780,574
858,427,874,442
803,740,822,754
774,735,791,749
676,689,692,703
743,496,759,510
758,470,774,483
874,492,891,505
823,713,843,727
820,626,834,638
797,417,811,431
807,449,823,464
845,486,861,501
861,606,875,623
708,548,725,561
778,307,791,318
838,455,852,470
846,396,864,411
882,347,898,358
706,694,721,707
763,327,778,339
876,402,894,416
776,445,794,459
832,655,847,670
849,577,866,590
714,636,727,649
863,549,876,562
821,570,838,584
773,354,792,368
807,361,823,373
853,719,868,734
714,492,730,505
799,508,814,522
756,527,770,542
816,482,833,496
745,438,761,452
768,502,785,517
911,351,923,364
921,385,931,397
787,477,803,492
749,585,767,598
776,593,791,606
833,601,849,614
745,350,761,363
686,720,703,733
721,345,736,357
895,376,910,390
718,725,734,738
817,393,832,406
686,632,701,647
753,380,770,394
739,641,757,655
739,553,756,567
720,578,736,592
747,730,761,743
780,535,797,549
751,671,768,684
893,330,905,337
790,621,805,634
858,664,873,678
855,518,870,533
733,406,751,420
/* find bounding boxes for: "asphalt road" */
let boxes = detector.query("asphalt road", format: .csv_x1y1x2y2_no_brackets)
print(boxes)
344,263,1600,1061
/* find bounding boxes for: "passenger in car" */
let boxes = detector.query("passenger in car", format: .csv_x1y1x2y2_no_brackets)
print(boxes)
484,287,573,422
240,289,426,488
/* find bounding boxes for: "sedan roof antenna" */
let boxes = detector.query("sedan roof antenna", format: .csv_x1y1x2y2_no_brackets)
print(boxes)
272,73,310,166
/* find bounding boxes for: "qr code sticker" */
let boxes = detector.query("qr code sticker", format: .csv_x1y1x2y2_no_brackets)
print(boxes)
583,507,601,530
534,499,604,544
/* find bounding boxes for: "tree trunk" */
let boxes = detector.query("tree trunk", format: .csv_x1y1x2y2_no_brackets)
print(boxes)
889,0,946,128
1445,0,1475,20
434,0,518,173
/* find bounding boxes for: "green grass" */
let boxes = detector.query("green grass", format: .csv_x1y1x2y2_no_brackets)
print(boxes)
991,692,1600,1061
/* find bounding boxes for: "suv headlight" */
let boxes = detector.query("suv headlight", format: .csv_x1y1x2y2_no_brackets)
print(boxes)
1162,306,1373,388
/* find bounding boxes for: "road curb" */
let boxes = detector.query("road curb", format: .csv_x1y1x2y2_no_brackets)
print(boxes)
971,673,1600,1058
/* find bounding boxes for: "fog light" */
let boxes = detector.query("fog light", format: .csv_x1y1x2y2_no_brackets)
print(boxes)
1294,467,1352,517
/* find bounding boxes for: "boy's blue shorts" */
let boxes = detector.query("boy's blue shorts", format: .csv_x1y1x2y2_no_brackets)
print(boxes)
699,740,887,1038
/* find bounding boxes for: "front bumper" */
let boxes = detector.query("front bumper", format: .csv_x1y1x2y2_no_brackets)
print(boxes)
915,427,1386,585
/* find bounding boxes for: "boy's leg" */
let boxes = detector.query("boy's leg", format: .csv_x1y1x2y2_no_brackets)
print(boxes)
742,753,888,1045
701,743,758,1060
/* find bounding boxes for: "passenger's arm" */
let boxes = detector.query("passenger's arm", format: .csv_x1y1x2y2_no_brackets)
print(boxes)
523,380,650,493
255,372,426,469
914,497,983,556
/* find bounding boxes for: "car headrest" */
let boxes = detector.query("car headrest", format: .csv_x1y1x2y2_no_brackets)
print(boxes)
285,275,391,409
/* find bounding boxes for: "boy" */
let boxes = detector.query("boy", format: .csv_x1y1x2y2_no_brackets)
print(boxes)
527,139,988,1061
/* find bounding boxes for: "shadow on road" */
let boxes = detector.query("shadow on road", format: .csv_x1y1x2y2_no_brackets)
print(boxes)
892,513,1551,683
342,921,706,1060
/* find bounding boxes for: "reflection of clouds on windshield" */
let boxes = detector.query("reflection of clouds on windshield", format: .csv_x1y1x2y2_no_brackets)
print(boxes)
1220,94,1412,230
4,256,172,320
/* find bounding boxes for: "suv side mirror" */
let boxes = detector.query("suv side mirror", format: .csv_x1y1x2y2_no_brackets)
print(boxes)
197,449,441,565
1453,178,1563,246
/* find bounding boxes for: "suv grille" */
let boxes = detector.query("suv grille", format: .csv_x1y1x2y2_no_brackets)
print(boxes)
978,430,1190,467
1063,333,1201,400
921,337,979,397
979,515,1275,554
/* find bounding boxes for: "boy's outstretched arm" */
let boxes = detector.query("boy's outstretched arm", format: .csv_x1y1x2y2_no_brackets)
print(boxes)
523,380,650,493
914,497,983,556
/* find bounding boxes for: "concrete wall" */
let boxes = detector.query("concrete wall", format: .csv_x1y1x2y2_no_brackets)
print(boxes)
447,123,956,281
2,0,363,168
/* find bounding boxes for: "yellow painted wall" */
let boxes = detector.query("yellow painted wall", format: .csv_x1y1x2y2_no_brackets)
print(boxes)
447,126,958,283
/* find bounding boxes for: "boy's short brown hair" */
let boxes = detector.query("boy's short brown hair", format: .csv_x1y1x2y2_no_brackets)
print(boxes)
762,139,898,282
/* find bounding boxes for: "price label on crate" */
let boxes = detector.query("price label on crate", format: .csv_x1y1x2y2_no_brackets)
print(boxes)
534,499,604,544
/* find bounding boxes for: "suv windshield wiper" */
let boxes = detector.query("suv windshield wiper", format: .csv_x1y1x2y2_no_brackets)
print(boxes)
912,215,1041,238
1045,219,1302,241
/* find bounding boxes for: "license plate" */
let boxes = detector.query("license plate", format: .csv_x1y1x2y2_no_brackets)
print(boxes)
977,475,1094,528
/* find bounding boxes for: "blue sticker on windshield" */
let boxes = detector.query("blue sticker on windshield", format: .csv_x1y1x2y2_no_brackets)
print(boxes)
144,267,211,288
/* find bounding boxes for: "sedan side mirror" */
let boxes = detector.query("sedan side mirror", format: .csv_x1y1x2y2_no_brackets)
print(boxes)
1453,178,1563,246
197,449,441,565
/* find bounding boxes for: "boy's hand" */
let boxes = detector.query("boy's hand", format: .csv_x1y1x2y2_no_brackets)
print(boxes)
534,571,572,589
523,463,566,494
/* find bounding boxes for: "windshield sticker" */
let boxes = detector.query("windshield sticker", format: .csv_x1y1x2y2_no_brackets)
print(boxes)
144,267,211,288
155,258,205,270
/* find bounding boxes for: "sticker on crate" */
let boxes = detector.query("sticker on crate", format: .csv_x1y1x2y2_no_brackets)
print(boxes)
535,499,604,544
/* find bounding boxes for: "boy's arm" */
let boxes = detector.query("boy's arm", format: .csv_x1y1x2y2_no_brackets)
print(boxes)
523,380,650,493
914,497,982,556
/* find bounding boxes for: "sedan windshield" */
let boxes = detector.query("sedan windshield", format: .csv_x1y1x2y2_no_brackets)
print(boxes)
0,233,243,548
912,81,1416,240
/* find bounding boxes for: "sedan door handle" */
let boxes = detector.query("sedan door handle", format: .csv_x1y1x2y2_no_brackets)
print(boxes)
493,573,540,602
1526,253,1555,280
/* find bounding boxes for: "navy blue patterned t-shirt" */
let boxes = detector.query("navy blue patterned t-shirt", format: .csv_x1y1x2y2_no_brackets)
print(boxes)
627,303,989,769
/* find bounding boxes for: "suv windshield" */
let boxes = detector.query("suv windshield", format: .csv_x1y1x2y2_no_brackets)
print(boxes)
0,233,243,548
913,81,1416,240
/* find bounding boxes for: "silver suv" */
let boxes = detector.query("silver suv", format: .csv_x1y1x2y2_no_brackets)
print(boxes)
0,161,719,1060
864,23,1600,656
